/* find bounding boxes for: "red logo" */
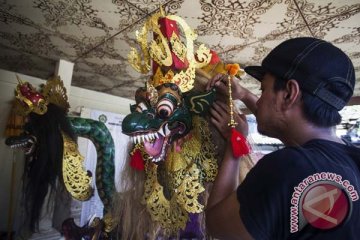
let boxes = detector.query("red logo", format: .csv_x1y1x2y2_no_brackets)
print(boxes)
301,183,350,229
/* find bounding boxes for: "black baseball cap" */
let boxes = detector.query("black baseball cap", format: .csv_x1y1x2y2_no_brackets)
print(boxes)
245,37,355,110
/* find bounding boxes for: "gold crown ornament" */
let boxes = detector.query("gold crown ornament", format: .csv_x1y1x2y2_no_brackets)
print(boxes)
14,75,70,116
128,7,213,93
15,75,48,116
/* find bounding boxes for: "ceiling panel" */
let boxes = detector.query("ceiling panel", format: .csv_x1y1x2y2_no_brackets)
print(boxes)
125,0,173,14
0,0,359,101
3,0,63,30
0,26,73,61
0,44,56,80
295,0,360,26
196,1,283,40
72,17,149,98
223,23,312,69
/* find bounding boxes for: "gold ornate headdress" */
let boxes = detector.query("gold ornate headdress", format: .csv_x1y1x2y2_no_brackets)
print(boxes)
128,7,213,93
15,75,48,116
14,75,70,116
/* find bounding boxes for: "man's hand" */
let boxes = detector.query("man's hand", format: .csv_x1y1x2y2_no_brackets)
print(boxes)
210,101,248,139
206,73,247,100
206,73,259,115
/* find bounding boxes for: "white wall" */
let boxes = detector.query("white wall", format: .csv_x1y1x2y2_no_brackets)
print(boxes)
0,68,134,232
69,86,134,115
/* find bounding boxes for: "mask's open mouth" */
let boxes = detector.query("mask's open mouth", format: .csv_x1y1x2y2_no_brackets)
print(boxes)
5,135,37,155
129,122,185,163
5,135,36,155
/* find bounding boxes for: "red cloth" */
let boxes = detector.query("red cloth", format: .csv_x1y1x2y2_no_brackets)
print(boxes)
209,50,220,65
130,149,145,171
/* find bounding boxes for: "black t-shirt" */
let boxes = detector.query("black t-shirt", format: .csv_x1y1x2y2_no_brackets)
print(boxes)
237,139,360,239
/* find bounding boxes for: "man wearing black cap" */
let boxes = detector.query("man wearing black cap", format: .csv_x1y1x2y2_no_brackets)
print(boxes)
205,37,360,239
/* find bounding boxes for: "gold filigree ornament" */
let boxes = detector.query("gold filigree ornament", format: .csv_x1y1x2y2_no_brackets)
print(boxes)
149,28,173,67
103,213,115,234
128,9,213,93
146,83,158,107
170,32,186,62
195,44,213,68
128,24,151,74
151,68,175,87
141,116,218,233
42,76,70,113
62,132,93,201
171,60,196,93
128,10,171,73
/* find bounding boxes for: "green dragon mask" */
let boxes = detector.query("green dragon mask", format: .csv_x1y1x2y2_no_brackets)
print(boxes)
122,83,215,163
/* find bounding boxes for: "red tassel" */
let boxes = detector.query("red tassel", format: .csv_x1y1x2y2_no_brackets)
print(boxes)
230,128,250,158
130,149,145,171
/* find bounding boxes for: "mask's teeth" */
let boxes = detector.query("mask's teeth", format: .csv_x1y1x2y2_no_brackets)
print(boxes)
145,135,149,141
164,124,171,136
158,128,165,137
136,135,140,144
154,132,159,139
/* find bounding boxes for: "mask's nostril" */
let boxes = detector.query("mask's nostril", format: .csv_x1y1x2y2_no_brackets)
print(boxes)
147,112,155,118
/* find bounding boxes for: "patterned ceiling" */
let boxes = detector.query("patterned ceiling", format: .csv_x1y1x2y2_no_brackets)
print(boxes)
0,0,360,100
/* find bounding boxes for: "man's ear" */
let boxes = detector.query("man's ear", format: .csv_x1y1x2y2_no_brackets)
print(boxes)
282,79,301,108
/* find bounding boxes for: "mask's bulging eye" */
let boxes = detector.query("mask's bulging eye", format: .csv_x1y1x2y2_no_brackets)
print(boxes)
136,102,148,113
156,99,174,118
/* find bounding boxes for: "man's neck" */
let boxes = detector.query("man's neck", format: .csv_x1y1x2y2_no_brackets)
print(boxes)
280,122,341,147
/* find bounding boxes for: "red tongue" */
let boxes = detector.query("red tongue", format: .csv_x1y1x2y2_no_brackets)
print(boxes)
143,135,164,157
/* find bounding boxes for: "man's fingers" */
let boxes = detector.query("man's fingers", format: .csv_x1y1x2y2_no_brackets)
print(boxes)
233,112,249,136
240,113,247,121
215,101,229,112
235,114,247,128
210,107,222,122
210,102,228,122
210,116,230,139
210,116,219,126
212,102,229,119
206,73,223,90
206,73,230,91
